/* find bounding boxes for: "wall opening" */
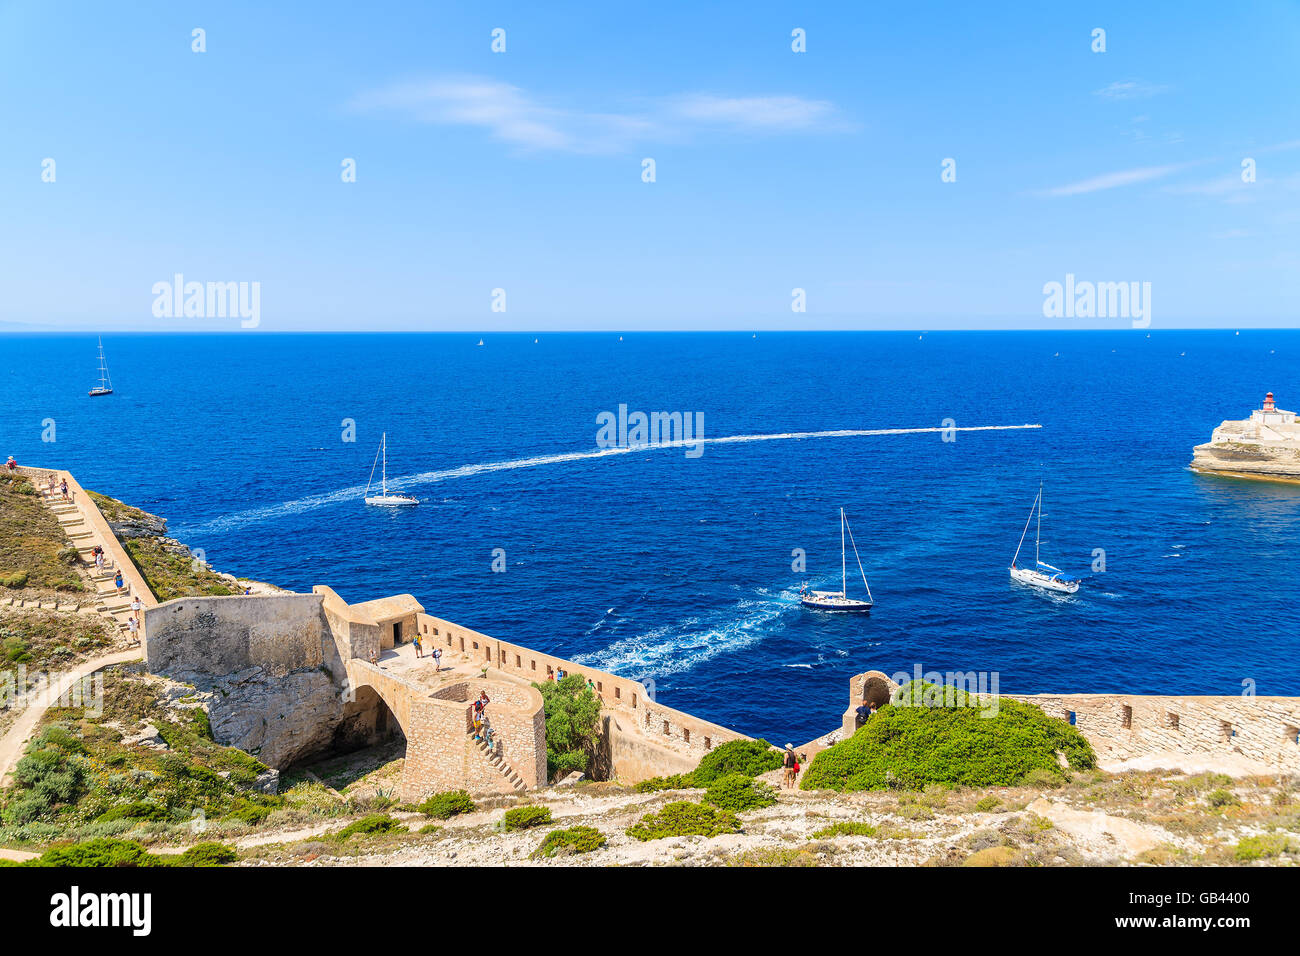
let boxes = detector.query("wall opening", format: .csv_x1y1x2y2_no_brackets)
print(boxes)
1166,712,1180,731
313,685,407,771
1121,705,1132,729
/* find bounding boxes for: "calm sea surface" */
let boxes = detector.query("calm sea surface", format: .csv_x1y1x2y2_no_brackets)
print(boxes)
3,331,1298,743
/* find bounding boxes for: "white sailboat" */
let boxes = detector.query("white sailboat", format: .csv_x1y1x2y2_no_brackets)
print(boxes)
364,433,418,506
1010,483,1079,594
800,508,874,612
88,337,113,397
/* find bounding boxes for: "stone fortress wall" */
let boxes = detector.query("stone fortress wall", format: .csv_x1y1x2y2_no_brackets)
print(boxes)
830,670,1299,773
1002,692,1300,770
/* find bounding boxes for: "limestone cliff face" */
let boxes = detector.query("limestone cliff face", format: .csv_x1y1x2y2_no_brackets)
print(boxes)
205,665,345,768
1191,417,1300,482
144,595,351,768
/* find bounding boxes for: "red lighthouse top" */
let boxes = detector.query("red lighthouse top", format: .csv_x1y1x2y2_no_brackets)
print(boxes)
1263,392,1276,411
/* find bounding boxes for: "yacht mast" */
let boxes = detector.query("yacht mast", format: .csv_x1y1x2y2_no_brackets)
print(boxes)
840,508,847,597
1035,482,1042,566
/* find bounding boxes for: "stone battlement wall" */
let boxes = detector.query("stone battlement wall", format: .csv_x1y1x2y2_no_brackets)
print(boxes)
144,594,328,678
1004,692,1300,770
415,612,750,766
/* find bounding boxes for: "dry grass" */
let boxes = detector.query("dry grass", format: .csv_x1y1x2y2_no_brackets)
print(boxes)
0,475,81,593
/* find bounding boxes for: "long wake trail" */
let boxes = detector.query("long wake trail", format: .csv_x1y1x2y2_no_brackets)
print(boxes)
177,423,1041,536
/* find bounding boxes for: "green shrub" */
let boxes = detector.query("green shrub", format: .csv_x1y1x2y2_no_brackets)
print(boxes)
502,805,553,831
28,838,154,867
2,572,30,589
334,813,407,840
177,842,237,866
973,796,1001,813
693,739,783,785
801,681,1096,792
1207,788,1240,809
1234,834,1294,861
702,773,777,813
811,821,878,838
417,790,476,820
418,823,444,835
626,801,740,841
634,773,696,793
532,825,607,858
97,801,170,823
226,804,271,825
533,675,603,780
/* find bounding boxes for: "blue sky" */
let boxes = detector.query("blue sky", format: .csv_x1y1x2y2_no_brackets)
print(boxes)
1,0,1298,331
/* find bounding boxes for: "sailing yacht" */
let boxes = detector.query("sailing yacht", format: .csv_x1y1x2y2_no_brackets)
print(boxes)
800,508,874,612
364,433,418,506
1010,483,1079,594
88,337,113,396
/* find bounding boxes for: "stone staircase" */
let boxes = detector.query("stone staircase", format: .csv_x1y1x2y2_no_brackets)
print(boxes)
38,487,140,638
471,734,528,793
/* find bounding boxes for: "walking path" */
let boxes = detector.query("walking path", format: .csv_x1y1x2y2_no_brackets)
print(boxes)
0,647,143,787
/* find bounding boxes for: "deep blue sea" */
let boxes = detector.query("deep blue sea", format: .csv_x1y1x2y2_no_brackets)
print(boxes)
3,331,1299,743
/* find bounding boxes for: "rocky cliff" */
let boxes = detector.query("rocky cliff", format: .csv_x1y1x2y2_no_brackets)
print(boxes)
1191,428,1300,482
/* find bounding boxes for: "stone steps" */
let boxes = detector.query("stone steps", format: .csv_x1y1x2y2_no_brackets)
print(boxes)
472,737,527,792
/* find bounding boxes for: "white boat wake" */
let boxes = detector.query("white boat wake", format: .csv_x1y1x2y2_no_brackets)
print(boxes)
177,422,1040,536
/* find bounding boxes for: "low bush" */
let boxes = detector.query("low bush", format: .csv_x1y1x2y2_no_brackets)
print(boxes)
692,739,783,786
28,838,155,867
532,825,607,858
417,790,476,820
1234,834,1294,861
634,774,695,793
97,801,170,823
626,801,740,841
176,842,238,867
702,773,777,813
811,821,878,838
1207,788,1240,809
23,838,238,867
802,681,1096,792
502,805,552,831
334,813,407,840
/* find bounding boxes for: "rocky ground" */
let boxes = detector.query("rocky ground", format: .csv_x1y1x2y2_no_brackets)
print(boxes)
231,765,1299,868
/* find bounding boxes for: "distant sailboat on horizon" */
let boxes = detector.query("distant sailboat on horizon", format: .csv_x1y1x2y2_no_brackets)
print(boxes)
364,433,418,506
88,337,113,397
800,508,874,612
1010,482,1079,594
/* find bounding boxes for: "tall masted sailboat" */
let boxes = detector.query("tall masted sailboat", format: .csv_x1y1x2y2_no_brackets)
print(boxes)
88,337,113,396
364,433,419,506
800,508,874,612
1010,482,1079,594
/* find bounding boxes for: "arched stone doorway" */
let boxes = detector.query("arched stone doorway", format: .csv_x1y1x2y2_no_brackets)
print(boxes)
331,684,407,753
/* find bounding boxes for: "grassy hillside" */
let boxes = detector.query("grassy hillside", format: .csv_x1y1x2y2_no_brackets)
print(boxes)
0,475,81,593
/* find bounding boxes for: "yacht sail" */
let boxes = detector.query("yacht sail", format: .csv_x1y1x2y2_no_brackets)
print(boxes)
800,508,874,612
1010,483,1079,594
364,433,419,506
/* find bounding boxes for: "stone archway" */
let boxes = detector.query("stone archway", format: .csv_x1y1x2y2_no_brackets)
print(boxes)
842,669,900,737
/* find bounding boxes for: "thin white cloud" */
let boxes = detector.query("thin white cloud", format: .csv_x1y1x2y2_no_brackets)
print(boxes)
668,94,839,131
1093,80,1171,100
1034,163,1188,197
347,77,845,153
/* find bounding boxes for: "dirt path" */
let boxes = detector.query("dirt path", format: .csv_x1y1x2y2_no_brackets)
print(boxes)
0,647,142,786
